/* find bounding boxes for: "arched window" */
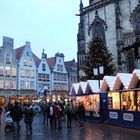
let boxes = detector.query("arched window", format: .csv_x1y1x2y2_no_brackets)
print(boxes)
89,11,107,43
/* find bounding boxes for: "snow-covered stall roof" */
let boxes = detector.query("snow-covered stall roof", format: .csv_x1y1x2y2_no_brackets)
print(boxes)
87,80,101,93
113,73,132,91
79,81,87,94
129,69,140,89
69,83,80,95
100,76,116,92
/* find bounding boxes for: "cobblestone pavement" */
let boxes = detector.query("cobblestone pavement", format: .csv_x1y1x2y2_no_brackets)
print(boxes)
0,112,140,140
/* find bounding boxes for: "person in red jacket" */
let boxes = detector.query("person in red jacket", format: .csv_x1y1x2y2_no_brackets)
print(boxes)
54,102,61,129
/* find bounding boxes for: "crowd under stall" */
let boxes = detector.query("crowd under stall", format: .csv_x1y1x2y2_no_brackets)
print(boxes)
106,71,140,130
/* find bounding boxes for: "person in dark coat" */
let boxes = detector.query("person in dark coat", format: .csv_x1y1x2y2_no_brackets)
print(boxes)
78,101,85,127
23,104,34,135
66,102,74,128
10,102,23,136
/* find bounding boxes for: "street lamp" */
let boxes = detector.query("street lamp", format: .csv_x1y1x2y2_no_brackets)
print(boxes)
93,66,104,89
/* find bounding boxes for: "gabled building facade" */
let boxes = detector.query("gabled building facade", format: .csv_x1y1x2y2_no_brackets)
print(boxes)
0,36,17,104
0,36,77,104
15,42,37,103
47,53,68,101
37,50,51,98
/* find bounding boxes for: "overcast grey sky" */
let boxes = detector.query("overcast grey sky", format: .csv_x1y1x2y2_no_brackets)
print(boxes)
0,0,88,61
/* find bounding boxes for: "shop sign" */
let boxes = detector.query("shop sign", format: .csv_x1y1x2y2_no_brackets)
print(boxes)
109,111,118,119
123,113,134,121
85,111,90,116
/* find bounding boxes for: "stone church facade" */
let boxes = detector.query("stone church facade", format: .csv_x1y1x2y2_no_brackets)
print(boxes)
77,0,140,80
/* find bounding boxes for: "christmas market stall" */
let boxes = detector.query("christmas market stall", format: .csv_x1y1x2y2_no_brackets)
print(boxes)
107,71,140,130
70,80,108,122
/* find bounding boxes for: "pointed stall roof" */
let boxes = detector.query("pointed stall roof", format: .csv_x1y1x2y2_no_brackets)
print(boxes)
100,76,116,92
129,69,140,89
70,83,80,95
87,80,100,93
113,73,132,91
79,81,87,94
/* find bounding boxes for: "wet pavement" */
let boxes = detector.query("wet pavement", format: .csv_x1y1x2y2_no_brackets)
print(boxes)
0,112,140,140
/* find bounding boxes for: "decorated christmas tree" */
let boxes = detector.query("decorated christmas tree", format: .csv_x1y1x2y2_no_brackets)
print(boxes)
83,37,116,80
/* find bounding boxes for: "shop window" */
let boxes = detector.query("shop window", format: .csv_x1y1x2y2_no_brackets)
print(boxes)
108,92,120,110
137,91,140,111
121,91,136,111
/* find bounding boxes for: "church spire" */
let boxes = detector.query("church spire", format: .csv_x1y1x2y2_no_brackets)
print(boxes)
80,0,83,14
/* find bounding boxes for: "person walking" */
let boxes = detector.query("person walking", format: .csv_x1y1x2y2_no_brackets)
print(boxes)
10,102,23,136
23,103,34,135
54,102,61,129
66,102,74,128
42,102,49,125
48,102,55,129
78,102,85,127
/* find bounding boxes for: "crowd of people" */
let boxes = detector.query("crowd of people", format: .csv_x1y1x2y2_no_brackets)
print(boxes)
0,100,85,136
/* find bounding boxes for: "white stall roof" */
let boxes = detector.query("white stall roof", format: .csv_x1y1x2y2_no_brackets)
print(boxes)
79,81,87,94
100,76,116,92
133,69,140,78
128,69,140,89
69,83,80,95
113,73,132,90
87,80,100,93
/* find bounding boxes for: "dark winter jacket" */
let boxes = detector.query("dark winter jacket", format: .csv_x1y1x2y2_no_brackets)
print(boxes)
10,105,23,122
24,107,34,124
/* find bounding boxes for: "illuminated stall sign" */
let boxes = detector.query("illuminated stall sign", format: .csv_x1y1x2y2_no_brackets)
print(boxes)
109,111,118,119
123,113,134,121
